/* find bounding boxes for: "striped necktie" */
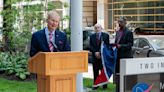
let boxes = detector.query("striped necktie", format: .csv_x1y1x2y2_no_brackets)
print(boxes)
96,33,100,45
49,33,54,52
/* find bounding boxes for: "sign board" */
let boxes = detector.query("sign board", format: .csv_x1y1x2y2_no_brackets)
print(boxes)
120,57,164,92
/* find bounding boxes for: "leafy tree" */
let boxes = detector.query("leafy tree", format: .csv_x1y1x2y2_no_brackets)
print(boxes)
1,0,70,53
0,0,70,80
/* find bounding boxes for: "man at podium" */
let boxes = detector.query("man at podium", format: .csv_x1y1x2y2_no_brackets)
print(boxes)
30,10,70,57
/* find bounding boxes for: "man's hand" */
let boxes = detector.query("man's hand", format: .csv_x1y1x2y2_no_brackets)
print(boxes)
89,51,92,56
117,44,121,48
95,52,101,59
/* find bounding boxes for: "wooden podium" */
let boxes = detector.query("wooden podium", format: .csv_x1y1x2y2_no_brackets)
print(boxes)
28,51,88,92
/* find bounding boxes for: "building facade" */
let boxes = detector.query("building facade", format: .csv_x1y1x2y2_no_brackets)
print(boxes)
105,0,164,33
1,0,163,33
83,0,97,27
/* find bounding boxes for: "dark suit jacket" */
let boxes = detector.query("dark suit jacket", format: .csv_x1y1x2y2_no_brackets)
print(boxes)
115,27,133,73
90,32,110,62
30,28,70,57
115,27,133,59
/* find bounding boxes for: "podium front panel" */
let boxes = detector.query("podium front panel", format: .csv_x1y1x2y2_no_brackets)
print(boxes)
46,52,88,75
37,74,76,92
29,51,88,92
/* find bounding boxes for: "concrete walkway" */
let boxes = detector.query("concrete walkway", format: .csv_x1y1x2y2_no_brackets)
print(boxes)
82,64,113,92
82,64,113,82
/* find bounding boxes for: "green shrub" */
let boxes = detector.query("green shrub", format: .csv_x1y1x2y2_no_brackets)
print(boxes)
0,52,30,80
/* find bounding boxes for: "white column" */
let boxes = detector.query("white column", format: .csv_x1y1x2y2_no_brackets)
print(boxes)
70,0,83,92
0,0,3,9
97,0,105,28
62,0,70,29
43,0,48,28
0,0,3,10
0,0,3,34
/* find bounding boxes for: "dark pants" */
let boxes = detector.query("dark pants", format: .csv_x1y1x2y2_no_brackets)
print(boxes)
114,58,136,92
93,58,107,88
115,74,120,92
114,58,120,92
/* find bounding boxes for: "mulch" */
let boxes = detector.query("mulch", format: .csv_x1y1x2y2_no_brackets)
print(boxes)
0,72,36,82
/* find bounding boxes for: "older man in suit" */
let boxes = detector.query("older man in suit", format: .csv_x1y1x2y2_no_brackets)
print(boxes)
114,17,133,92
90,23,110,90
30,10,70,57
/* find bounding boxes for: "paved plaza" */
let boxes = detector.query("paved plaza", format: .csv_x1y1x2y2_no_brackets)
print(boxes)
83,64,113,82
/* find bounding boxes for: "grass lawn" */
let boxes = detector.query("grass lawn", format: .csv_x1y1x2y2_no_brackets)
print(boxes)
0,77,115,92
0,77,37,92
84,78,115,92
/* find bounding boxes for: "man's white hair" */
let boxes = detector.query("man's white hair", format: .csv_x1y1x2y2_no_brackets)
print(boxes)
94,23,103,29
47,10,60,19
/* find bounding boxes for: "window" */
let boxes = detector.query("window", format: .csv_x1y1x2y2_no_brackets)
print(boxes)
107,0,164,32
138,39,149,48
133,38,139,47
